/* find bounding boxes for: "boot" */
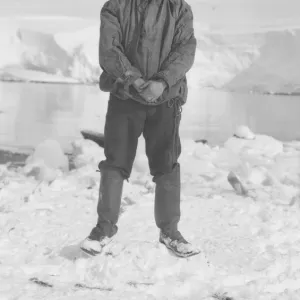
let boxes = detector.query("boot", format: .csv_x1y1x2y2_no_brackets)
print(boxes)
81,167,124,256
155,164,200,257
154,164,181,237
159,230,201,258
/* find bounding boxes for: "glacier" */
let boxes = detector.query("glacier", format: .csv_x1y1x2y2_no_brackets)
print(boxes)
1,17,300,94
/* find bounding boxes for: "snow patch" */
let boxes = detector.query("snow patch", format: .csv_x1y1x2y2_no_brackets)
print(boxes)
0,129,300,299
224,135,284,158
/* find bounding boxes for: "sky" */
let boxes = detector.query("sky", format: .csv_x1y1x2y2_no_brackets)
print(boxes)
0,0,103,19
0,0,299,25
0,0,299,35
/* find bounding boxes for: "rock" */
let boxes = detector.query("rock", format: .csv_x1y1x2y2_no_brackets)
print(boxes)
80,130,104,148
195,139,208,144
227,171,248,195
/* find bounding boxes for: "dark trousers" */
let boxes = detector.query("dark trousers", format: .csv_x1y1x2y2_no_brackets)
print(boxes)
101,95,182,178
96,94,182,237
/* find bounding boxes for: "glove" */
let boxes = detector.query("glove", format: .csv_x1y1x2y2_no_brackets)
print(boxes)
139,80,167,104
132,78,146,92
131,78,156,105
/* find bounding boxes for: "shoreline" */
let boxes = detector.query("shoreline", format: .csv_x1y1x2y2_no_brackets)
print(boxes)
1,79,300,97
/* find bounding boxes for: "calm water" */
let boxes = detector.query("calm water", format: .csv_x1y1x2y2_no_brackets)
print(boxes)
0,81,299,153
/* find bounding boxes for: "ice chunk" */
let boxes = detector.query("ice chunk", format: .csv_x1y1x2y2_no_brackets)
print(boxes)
224,134,283,157
71,139,105,169
23,159,60,183
212,148,242,170
247,167,267,185
234,125,256,140
26,139,68,172
133,154,148,174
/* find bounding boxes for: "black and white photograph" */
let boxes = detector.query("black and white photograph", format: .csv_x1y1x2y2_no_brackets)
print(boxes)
0,0,300,299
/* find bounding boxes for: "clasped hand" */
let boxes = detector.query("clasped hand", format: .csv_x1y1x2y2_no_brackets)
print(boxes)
133,78,166,104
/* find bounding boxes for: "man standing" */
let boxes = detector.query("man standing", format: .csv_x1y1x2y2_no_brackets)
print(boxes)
81,0,199,258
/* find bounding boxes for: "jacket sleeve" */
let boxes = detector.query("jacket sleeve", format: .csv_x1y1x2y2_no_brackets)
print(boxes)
152,3,196,88
99,0,142,85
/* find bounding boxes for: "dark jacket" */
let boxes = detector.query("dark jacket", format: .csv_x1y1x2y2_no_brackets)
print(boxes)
98,0,196,105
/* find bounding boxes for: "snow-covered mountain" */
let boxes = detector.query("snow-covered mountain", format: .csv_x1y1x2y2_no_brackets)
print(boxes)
1,17,300,94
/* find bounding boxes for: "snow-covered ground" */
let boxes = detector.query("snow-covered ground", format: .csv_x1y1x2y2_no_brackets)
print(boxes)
0,129,300,300
1,14,300,94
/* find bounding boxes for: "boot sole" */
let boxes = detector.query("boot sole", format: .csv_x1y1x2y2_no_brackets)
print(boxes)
159,238,201,258
80,237,114,257
80,247,101,257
